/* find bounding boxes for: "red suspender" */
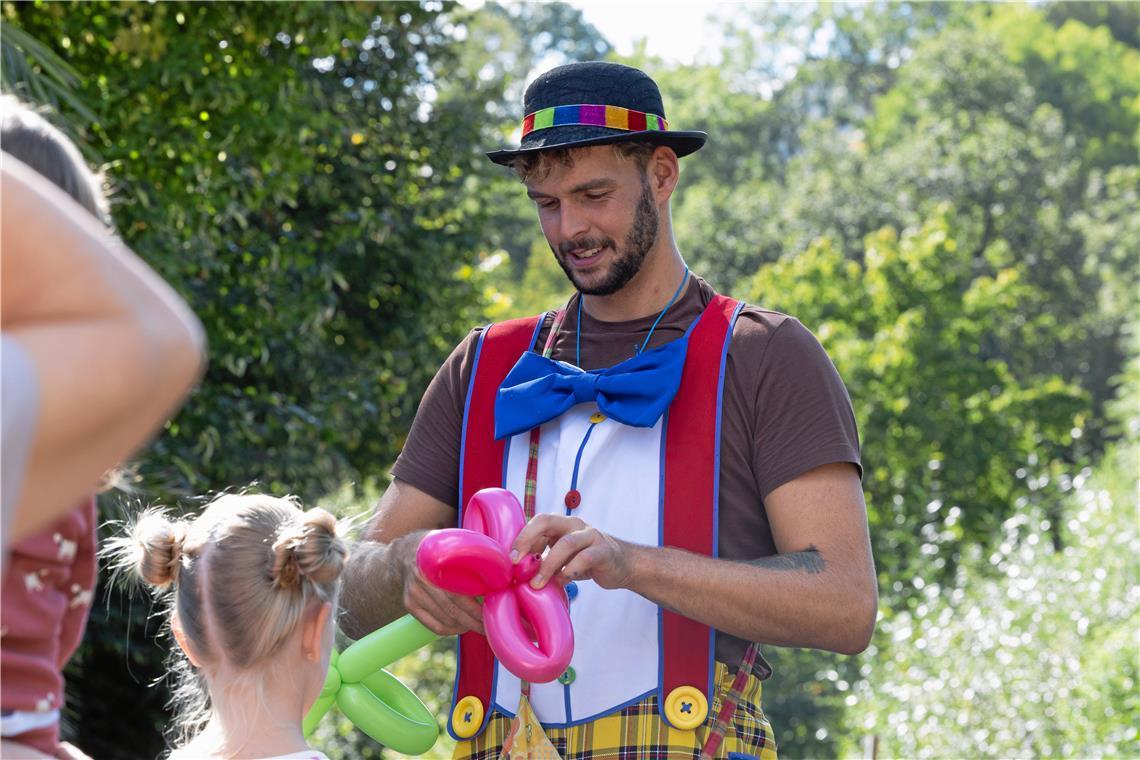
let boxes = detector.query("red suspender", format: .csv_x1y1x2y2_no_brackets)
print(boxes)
452,314,542,739
660,294,741,721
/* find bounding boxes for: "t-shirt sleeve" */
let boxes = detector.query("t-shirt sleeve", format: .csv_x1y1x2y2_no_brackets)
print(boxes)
389,328,483,509
752,318,862,499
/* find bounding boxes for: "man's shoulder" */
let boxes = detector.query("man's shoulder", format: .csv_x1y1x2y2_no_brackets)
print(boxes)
480,312,550,342
729,299,802,353
692,276,797,344
720,297,833,383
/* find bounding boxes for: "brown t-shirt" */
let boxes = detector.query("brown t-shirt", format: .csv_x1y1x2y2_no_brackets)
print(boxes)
391,275,861,674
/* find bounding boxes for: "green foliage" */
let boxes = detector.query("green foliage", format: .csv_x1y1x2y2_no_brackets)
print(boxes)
9,1,490,502
7,1,491,755
749,211,1088,596
432,2,611,278
651,2,1137,445
982,3,1140,170
843,436,1139,758
0,20,96,124
483,238,575,321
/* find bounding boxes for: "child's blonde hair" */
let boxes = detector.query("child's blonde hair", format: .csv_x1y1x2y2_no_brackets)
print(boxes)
1,94,111,226
107,493,346,745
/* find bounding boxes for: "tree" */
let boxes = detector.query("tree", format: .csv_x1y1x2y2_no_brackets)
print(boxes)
749,210,1087,589
844,332,1139,758
6,2,491,755
750,211,1088,758
433,2,611,278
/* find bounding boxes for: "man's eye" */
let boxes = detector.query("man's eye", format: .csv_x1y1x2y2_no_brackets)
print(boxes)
585,193,608,202
539,200,558,210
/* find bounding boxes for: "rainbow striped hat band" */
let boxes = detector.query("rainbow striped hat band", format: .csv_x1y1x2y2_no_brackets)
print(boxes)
485,61,706,166
521,104,669,138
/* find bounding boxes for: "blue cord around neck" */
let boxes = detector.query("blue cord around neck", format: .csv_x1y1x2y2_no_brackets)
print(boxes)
576,267,690,367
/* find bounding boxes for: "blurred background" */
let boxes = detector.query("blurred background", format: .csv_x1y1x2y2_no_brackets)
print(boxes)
2,1,1136,757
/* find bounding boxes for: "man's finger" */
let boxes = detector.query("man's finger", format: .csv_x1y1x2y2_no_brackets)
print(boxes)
512,514,581,560
407,603,456,636
532,528,594,588
559,544,603,582
429,586,485,635
510,514,555,559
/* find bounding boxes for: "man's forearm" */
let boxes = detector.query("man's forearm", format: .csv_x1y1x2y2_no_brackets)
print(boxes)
338,532,422,640
625,542,877,654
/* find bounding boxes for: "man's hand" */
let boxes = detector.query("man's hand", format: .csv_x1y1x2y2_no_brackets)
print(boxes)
511,514,637,591
397,532,485,636
339,480,475,640
403,563,486,636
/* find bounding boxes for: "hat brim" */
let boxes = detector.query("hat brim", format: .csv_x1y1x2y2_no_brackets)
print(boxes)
486,125,707,166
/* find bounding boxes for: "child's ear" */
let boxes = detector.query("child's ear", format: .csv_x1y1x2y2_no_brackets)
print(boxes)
171,614,201,668
302,602,332,663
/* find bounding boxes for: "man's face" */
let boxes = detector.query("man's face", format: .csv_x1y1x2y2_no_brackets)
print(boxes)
525,146,659,296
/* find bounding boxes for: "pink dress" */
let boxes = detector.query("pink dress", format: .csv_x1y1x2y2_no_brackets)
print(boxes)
0,497,97,755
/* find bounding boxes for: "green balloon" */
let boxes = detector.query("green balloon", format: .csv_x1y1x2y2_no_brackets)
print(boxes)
303,615,441,755
303,692,336,737
337,671,438,755
338,615,437,683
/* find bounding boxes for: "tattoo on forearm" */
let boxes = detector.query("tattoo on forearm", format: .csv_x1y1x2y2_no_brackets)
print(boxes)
751,545,826,574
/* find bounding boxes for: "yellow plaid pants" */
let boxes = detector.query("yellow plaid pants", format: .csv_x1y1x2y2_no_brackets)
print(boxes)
452,662,778,760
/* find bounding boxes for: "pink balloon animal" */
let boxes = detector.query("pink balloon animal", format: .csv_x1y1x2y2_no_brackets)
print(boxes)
416,488,574,683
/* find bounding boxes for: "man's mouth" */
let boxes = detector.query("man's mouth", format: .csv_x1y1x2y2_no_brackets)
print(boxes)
565,244,610,268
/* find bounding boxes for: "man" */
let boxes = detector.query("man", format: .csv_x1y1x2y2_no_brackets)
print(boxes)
341,61,876,759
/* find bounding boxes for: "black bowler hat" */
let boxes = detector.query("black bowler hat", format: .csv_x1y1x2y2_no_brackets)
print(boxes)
486,61,707,166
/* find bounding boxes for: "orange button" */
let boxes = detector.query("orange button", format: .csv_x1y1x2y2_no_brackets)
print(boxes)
564,489,581,509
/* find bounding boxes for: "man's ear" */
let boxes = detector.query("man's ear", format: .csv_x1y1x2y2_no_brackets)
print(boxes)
649,145,680,204
171,614,201,668
302,601,333,663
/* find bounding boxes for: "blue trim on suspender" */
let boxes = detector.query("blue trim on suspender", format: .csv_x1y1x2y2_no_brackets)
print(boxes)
448,326,489,741
709,299,746,701
656,409,669,720
457,328,489,519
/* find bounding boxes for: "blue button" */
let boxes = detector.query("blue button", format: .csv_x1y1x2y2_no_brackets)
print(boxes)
565,581,578,601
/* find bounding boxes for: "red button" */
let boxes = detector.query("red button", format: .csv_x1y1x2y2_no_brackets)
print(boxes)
564,489,581,509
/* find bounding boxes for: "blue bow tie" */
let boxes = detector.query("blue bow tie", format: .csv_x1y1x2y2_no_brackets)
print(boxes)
494,335,691,440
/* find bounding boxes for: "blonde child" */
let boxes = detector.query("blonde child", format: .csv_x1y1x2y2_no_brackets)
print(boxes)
108,494,345,759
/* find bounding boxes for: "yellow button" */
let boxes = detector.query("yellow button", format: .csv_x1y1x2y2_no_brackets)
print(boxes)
664,685,707,730
589,412,606,424
451,695,484,738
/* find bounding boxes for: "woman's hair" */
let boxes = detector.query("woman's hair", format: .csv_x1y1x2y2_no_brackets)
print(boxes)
106,493,347,744
0,94,111,226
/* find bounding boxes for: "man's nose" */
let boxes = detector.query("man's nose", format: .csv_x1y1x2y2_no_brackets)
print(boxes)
558,203,590,242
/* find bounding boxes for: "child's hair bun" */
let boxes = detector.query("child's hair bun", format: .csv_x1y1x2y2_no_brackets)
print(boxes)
132,511,187,588
270,507,346,591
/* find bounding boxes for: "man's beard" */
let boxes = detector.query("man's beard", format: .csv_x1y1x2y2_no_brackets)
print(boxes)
554,176,659,296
